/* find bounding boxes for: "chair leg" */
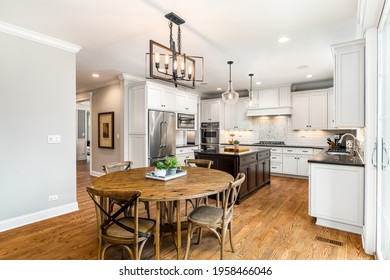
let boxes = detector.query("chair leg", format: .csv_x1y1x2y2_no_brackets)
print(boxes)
228,221,235,253
196,228,203,245
184,223,193,260
220,229,226,260
144,202,150,219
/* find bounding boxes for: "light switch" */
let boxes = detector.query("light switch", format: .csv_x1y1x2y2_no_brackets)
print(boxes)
48,135,61,144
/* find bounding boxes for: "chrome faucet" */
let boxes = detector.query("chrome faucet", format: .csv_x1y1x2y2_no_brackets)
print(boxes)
339,133,357,153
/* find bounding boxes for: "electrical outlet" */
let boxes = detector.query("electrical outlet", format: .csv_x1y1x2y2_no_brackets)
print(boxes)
48,135,61,144
48,195,58,201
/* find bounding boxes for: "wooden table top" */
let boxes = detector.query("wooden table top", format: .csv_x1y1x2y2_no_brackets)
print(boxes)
90,166,234,201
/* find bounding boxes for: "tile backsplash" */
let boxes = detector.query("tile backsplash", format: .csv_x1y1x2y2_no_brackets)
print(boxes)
220,116,355,148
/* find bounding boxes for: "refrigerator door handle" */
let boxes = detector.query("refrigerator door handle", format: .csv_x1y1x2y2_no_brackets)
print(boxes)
383,141,389,169
371,141,377,168
159,121,164,148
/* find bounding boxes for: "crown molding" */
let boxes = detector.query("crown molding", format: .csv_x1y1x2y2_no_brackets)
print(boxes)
76,79,120,94
0,21,81,53
357,0,385,36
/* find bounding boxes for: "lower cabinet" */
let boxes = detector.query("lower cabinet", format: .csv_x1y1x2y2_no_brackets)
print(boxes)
309,163,364,234
282,148,313,176
176,146,198,166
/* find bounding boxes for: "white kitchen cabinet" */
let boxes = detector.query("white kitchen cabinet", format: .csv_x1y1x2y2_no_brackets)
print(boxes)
224,98,252,130
201,99,223,122
282,147,313,176
253,85,292,109
331,39,365,128
292,90,328,130
176,146,198,166
269,146,283,173
327,89,336,129
175,91,198,113
309,163,364,234
147,85,175,111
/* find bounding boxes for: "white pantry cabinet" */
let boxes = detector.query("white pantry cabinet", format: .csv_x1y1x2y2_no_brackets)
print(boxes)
292,90,328,130
331,39,365,128
309,163,364,234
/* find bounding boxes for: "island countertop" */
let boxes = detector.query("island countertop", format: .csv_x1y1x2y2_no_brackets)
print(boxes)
194,147,271,156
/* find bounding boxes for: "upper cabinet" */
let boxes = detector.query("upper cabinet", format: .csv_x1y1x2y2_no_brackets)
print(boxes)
201,99,224,123
147,85,175,111
292,89,328,130
331,39,365,128
224,98,253,130
175,91,198,113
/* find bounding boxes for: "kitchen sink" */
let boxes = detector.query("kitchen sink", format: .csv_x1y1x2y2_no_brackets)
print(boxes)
326,150,355,156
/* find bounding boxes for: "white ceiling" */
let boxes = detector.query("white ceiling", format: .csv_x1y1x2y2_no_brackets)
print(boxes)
0,0,359,96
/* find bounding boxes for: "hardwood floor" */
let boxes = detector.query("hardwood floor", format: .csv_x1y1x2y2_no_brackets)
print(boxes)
0,160,374,260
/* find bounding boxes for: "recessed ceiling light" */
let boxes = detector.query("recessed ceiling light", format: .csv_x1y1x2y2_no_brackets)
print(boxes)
278,37,289,43
306,74,313,78
256,82,262,85
92,73,100,78
297,65,308,69
217,87,222,91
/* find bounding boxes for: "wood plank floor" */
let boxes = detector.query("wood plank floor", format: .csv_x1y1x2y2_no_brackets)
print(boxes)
0,160,374,260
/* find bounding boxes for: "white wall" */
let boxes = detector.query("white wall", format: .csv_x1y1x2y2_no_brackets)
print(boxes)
0,27,79,231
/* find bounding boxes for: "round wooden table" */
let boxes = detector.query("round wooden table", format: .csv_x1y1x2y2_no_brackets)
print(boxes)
90,166,234,259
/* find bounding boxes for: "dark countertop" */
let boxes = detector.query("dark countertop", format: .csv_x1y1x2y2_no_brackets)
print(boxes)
308,151,365,167
221,143,327,150
194,147,270,156
176,144,198,148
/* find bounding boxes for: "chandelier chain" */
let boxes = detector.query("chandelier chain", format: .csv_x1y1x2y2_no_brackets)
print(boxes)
169,21,174,50
178,25,182,54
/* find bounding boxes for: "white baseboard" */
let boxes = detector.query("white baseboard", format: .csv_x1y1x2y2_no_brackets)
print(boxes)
0,202,79,232
316,218,363,235
90,170,104,177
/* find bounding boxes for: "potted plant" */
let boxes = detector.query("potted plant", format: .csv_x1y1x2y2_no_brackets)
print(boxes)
233,140,240,148
153,160,167,177
164,156,180,175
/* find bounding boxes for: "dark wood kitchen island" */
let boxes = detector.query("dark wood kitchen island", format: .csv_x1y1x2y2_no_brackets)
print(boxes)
194,147,271,203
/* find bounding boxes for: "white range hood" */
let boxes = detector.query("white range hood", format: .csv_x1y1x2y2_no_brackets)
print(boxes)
246,107,292,116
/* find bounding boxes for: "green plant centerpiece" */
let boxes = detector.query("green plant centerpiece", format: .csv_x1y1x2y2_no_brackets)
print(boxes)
233,140,240,148
164,156,180,175
153,160,167,177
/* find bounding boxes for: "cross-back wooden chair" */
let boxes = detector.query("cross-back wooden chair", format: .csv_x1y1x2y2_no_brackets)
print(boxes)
86,186,156,260
184,173,246,260
102,161,150,218
184,159,214,212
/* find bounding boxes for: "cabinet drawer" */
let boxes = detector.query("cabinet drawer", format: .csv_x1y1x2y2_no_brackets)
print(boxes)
270,163,282,173
283,147,313,155
270,154,282,162
240,153,257,165
270,147,283,153
258,150,270,160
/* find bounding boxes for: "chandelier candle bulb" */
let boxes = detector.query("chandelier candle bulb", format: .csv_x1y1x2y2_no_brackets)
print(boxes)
155,52,160,63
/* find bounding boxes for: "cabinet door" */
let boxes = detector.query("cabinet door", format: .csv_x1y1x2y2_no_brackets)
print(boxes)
309,91,328,129
327,89,336,129
296,155,312,176
263,159,270,183
175,92,187,112
239,164,250,198
236,99,249,130
292,93,309,129
187,95,198,113
333,40,365,128
282,154,297,175
224,102,237,129
279,86,291,107
209,100,221,122
201,101,210,122
147,86,164,110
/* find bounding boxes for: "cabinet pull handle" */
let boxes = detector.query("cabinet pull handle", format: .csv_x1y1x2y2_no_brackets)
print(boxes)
383,141,389,169
287,149,293,152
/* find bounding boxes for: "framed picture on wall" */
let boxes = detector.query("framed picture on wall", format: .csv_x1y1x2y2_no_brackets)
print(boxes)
98,112,114,149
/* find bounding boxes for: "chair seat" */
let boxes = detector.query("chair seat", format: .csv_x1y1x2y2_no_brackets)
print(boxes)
188,206,232,226
104,217,155,241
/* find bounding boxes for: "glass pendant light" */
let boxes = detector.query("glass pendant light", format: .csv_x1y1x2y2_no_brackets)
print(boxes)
222,61,239,104
246,73,258,108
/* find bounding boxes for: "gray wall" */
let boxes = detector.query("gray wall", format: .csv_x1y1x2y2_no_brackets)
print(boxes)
0,32,77,225
90,83,123,174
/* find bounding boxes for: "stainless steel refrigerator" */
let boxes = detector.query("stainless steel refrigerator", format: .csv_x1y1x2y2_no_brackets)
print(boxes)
148,110,176,166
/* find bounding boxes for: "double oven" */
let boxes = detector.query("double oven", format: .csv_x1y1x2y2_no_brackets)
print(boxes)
200,122,220,150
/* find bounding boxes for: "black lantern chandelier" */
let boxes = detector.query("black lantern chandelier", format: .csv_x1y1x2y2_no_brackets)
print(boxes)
148,12,204,89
